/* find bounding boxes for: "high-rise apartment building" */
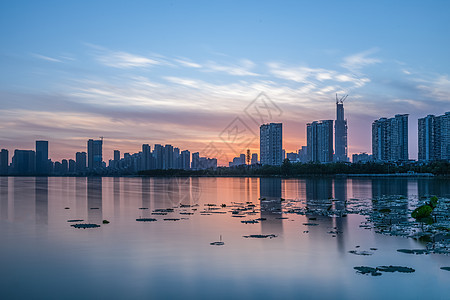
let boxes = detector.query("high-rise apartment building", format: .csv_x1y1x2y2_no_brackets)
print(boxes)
87,139,103,170
191,152,199,169
372,114,409,162
418,112,450,161
0,149,8,174
153,144,163,169
142,144,152,170
35,140,49,174
76,152,87,172
307,120,333,163
180,150,190,170
12,150,35,174
260,123,283,166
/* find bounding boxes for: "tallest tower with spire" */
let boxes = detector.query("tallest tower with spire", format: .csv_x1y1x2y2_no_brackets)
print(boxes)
334,94,348,162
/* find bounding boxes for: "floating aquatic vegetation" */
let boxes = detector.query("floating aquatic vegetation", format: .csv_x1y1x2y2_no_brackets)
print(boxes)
397,249,429,255
180,212,194,215
136,218,157,222
164,218,180,221
71,223,100,229
64,207,70,210
102,220,110,224
90,207,99,210
348,250,373,256
152,212,167,215
210,241,224,246
354,266,381,276
139,207,149,210
354,265,415,276
67,219,84,222
440,267,450,271
376,265,415,273
241,220,259,224
243,234,277,239
303,223,319,226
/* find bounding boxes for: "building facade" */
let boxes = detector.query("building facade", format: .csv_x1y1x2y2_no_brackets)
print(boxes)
372,114,409,162
87,139,103,170
307,120,333,163
418,112,450,161
260,123,283,166
35,140,49,174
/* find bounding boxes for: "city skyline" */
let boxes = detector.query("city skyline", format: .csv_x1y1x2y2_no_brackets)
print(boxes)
1,2,450,163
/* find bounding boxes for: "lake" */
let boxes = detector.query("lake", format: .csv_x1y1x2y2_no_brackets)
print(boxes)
0,176,449,299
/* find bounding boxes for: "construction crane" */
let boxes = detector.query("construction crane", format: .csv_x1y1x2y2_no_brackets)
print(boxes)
336,93,348,104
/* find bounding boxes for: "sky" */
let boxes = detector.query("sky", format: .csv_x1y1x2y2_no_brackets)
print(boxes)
1,0,449,165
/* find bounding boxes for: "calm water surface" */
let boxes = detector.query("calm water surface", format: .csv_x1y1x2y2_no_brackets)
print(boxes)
0,177,449,299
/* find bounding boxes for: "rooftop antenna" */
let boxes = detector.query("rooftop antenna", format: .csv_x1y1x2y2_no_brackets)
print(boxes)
336,93,348,104
99,136,104,142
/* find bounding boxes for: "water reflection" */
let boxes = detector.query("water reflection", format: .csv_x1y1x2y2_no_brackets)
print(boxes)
87,177,102,224
35,177,48,225
114,177,120,217
371,178,408,225
141,177,151,217
14,177,34,222
259,178,283,234
0,177,8,220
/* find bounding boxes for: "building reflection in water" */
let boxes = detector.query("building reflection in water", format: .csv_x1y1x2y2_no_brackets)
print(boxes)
87,177,102,224
333,178,347,253
305,178,333,228
418,178,450,198
35,177,48,225
259,178,283,234
14,177,35,222
304,178,348,253
371,178,408,226
141,177,151,217
75,177,86,220
114,177,121,217
0,177,8,220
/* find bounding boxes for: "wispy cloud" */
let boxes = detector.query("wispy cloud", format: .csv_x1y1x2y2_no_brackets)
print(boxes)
267,62,370,89
97,51,161,68
341,48,381,72
417,75,450,101
174,58,202,68
204,59,258,76
31,53,62,63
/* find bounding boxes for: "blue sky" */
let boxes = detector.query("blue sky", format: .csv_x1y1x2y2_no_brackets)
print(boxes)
1,0,449,163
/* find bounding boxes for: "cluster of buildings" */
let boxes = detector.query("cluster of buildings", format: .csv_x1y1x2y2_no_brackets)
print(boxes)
1,98,449,174
0,139,217,175
255,98,450,166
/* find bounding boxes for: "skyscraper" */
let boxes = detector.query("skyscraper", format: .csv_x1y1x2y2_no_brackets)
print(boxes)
87,139,103,170
191,152,199,169
76,152,87,173
142,144,151,170
35,140,49,174
163,145,174,169
307,120,333,163
372,114,409,162
153,144,163,169
0,149,8,175
12,150,35,174
334,96,348,162
260,123,283,166
181,150,190,170
418,112,450,161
